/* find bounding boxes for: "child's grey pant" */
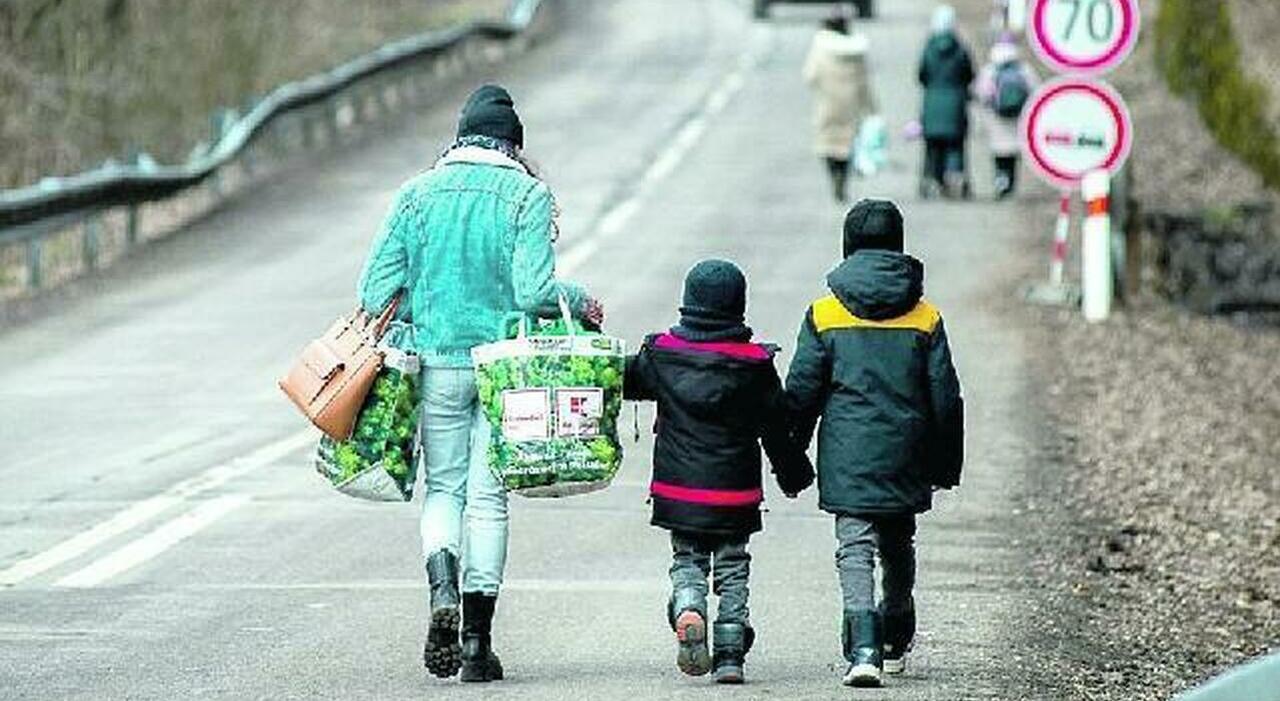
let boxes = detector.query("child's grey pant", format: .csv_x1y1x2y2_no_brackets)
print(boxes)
669,532,751,626
835,514,916,615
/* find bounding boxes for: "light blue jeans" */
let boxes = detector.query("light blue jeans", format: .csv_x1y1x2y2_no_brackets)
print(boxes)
418,367,509,595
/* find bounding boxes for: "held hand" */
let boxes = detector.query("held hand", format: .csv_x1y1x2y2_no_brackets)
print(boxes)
582,297,605,329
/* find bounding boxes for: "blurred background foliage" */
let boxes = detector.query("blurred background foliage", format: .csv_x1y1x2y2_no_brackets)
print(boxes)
1155,0,1280,190
0,0,506,189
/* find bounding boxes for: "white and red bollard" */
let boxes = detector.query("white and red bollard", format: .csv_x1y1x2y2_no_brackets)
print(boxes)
1050,193,1070,287
1081,169,1112,322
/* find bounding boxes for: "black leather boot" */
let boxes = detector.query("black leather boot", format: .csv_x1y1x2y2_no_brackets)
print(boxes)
841,609,883,687
422,550,461,678
460,592,504,682
711,623,754,684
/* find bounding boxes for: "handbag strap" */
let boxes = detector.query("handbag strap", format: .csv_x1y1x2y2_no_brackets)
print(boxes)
351,294,400,341
372,295,400,338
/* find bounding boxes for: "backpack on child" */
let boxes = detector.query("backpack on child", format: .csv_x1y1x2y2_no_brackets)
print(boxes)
993,61,1030,119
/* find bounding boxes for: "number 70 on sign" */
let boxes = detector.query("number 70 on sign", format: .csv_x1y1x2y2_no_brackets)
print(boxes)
1028,0,1140,75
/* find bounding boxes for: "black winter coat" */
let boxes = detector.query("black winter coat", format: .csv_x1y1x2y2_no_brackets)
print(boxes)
785,250,964,516
625,333,815,537
918,32,975,141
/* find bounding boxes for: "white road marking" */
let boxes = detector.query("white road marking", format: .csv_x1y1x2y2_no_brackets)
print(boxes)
562,58,752,274
0,429,314,587
55,495,251,589
596,197,643,237
0,497,182,587
557,237,600,276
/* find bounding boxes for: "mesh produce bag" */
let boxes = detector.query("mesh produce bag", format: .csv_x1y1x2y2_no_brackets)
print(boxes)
314,335,420,502
472,302,624,498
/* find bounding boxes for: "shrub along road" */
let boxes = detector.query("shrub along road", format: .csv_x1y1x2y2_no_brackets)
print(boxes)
0,0,1052,698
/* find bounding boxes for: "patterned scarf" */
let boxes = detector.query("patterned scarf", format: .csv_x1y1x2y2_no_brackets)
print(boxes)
436,135,561,242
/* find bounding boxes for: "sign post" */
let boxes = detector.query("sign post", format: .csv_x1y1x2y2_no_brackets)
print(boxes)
1021,0,1139,320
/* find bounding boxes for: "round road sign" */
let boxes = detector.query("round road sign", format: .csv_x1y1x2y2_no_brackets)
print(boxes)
1020,77,1133,189
1028,0,1140,75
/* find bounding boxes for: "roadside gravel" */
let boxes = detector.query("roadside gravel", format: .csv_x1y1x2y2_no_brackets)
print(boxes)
1013,211,1280,700
941,0,1280,696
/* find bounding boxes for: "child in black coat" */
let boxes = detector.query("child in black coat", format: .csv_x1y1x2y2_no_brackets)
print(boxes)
625,259,814,684
786,200,964,687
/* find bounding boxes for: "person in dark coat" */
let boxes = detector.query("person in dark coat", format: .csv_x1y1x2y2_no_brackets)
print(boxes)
625,259,814,685
785,199,964,688
917,5,976,198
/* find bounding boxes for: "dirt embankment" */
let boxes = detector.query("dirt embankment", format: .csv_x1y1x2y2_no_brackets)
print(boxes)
1023,298,1280,700
0,0,505,189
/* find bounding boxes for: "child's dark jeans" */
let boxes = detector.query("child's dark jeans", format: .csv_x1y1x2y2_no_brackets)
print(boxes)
835,514,916,618
668,531,751,626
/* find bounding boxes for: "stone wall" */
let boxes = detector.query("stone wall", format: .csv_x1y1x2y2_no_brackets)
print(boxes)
1146,204,1280,313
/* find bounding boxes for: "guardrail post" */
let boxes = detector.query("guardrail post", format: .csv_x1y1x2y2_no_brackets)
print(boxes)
349,90,363,127
26,239,42,290
208,167,223,200
377,78,393,116
325,96,341,143
302,110,317,150
82,215,101,271
126,205,141,247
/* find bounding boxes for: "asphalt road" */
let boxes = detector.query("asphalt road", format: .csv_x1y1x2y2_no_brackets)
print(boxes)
0,1,1044,698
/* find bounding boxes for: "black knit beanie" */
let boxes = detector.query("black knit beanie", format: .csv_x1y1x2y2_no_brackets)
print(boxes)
457,84,524,148
843,199,904,257
670,259,752,342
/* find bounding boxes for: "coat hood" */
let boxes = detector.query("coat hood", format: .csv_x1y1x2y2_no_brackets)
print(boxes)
826,250,924,320
649,335,773,420
814,28,869,58
927,32,960,57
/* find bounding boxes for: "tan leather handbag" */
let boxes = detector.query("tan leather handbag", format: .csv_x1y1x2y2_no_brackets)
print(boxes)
279,299,400,440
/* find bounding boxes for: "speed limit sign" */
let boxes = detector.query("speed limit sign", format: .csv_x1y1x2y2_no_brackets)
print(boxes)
1028,0,1140,75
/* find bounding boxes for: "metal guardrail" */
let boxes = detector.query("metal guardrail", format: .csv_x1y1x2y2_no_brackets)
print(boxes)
0,0,542,233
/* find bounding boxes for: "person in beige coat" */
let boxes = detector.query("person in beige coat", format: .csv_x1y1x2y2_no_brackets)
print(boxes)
804,15,877,202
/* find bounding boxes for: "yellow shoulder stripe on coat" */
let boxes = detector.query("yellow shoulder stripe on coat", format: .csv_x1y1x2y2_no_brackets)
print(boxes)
811,295,940,333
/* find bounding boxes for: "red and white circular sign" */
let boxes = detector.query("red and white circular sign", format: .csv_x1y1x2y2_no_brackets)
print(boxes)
1028,0,1140,75
1020,77,1133,189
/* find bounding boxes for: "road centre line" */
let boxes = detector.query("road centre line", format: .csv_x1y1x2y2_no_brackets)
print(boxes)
0,429,314,587
560,59,752,276
56,495,251,589
0,496,183,587
189,578,668,593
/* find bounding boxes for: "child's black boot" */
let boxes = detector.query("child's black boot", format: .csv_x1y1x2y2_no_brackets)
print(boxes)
422,550,462,678
841,609,883,687
460,593,504,682
711,622,754,684
882,606,915,675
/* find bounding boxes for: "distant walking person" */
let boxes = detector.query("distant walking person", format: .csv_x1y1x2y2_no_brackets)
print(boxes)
975,37,1038,198
804,13,876,203
785,200,964,688
917,5,975,199
358,84,603,684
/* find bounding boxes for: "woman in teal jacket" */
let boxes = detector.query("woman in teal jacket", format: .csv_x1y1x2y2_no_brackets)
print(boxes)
357,85,602,683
